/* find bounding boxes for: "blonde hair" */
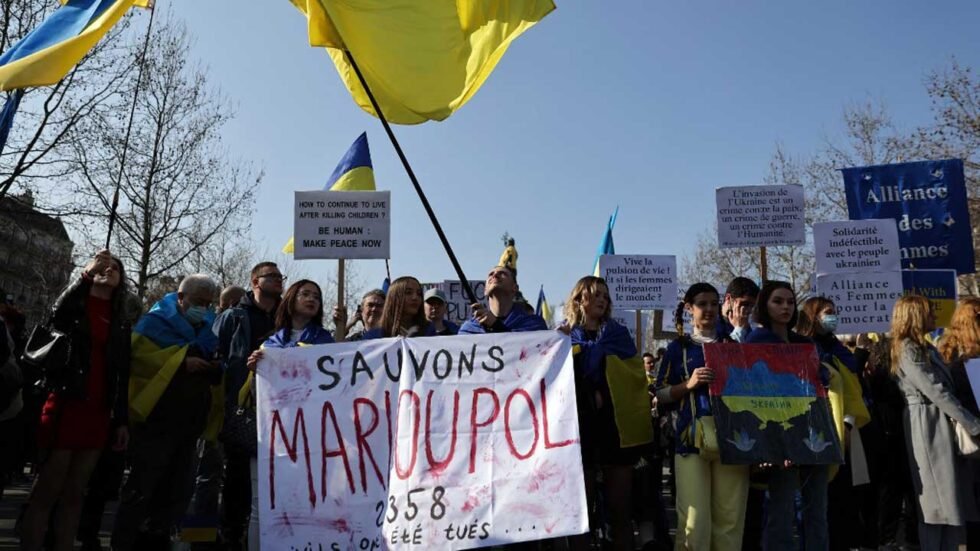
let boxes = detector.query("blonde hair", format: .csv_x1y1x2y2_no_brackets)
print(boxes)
563,276,612,328
379,276,426,338
939,297,980,363
889,294,933,375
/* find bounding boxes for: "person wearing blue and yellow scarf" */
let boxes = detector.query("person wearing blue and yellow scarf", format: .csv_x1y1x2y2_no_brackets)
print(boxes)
243,279,333,551
560,276,652,551
112,275,220,551
797,296,872,551
657,282,750,551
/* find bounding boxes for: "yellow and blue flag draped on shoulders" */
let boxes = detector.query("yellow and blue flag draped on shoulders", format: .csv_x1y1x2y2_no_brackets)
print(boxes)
283,132,376,253
130,292,224,439
571,320,653,448
592,206,618,277
287,0,555,124
0,0,148,92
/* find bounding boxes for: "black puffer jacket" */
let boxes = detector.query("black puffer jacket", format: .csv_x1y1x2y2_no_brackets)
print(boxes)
49,275,132,427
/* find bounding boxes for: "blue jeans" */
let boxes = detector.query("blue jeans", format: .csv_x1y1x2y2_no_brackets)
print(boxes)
765,466,829,551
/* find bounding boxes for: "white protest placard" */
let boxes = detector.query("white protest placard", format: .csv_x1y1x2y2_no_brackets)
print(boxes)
813,219,901,275
442,280,486,325
815,271,904,334
716,184,806,248
293,190,391,259
611,310,645,342
256,332,587,550
599,255,677,311
965,359,980,408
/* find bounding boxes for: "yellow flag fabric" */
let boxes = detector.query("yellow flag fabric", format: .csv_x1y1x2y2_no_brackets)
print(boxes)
60,0,151,7
605,355,655,448
128,333,188,423
0,0,139,91
129,333,224,440
288,0,555,124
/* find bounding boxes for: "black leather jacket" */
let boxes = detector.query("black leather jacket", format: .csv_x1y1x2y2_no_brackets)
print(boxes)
49,275,132,427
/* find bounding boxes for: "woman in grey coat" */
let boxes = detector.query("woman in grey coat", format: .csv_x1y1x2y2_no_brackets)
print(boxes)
891,295,980,550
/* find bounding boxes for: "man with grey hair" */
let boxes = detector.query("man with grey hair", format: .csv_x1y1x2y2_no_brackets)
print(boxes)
112,274,222,550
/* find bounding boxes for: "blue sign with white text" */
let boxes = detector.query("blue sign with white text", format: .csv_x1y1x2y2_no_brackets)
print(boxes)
843,159,975,274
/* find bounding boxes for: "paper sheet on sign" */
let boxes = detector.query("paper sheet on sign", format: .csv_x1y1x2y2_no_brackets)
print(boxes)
255,331,588,550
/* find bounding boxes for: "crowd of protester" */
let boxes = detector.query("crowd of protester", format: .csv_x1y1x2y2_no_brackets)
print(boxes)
2,248,980,551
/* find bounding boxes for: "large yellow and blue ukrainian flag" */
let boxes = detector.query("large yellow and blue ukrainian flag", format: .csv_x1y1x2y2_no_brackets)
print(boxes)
287,0,555,124
535,285,553,328
592,206,618,277
0,0,149,92
130,292,223,439
283,132,376,253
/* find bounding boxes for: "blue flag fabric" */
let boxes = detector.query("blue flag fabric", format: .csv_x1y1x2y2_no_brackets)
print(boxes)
592,206,618,276
0,90,23,156
569,319,637,384
842,159,975,274
135,292,218,356
458,307,547,334
265,324,334,348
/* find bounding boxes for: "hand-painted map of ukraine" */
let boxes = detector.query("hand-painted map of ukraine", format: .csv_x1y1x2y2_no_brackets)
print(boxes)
703,343,842,465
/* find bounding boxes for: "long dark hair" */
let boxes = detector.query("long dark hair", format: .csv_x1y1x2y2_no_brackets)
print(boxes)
274,280,324,332
753,280,798,329
379,276,426,337
674,282,719,333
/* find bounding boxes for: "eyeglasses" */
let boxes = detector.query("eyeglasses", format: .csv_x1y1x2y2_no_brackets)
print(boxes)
258,273,286,282
297,291,321,301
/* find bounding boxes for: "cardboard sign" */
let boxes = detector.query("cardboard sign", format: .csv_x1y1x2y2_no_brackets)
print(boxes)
598,255,677,310
843,159,975,274
705,343,842,465
902,269,958,328
813,219,901,275
815,271,904,334
716,185,806,248
293,190,391,259
256,332,587,550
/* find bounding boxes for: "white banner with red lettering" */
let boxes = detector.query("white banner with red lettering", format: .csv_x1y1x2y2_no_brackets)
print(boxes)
256,331,587,550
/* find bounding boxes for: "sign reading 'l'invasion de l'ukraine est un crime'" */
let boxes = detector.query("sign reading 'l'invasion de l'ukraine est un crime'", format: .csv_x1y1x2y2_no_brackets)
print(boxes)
842,159,975,274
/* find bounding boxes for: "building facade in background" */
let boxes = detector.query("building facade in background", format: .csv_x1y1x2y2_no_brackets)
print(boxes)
0,191,74,326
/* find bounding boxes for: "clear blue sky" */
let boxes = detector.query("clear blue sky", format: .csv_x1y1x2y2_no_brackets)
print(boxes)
171,0,980,310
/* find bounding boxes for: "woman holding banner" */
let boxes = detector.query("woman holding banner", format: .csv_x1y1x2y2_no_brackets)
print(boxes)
245,279,333,551
745,281,830,550
797,297,871,551
892,295,980,551
560,276,649,551
364,276,432,338
656,282,749,551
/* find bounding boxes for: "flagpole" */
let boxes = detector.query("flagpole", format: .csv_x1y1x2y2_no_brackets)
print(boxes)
336,259,347,340
105,2,156,249
343,49,479,306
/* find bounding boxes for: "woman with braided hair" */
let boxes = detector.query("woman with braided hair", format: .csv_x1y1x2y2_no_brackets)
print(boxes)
656,282,749,550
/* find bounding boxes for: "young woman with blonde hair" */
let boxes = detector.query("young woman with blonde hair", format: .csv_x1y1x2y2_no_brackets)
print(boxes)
560,275,648,551
891,294,980,550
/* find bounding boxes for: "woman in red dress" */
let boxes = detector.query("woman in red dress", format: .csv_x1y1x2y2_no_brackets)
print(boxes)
20,249,132,551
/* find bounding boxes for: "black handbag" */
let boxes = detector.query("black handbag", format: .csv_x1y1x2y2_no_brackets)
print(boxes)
222,404,257,456
21,324,78,395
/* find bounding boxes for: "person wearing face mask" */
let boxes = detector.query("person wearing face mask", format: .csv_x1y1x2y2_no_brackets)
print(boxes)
20,250,132,551
111,274,221,550
656,283,749,551
797,297,871,551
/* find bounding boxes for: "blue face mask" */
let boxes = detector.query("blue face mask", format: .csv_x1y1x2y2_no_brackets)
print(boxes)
820,315,839,333
185,305,210,326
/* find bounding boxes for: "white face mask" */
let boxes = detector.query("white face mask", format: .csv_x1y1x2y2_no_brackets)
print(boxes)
730,325,750,342
185,305,209,325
